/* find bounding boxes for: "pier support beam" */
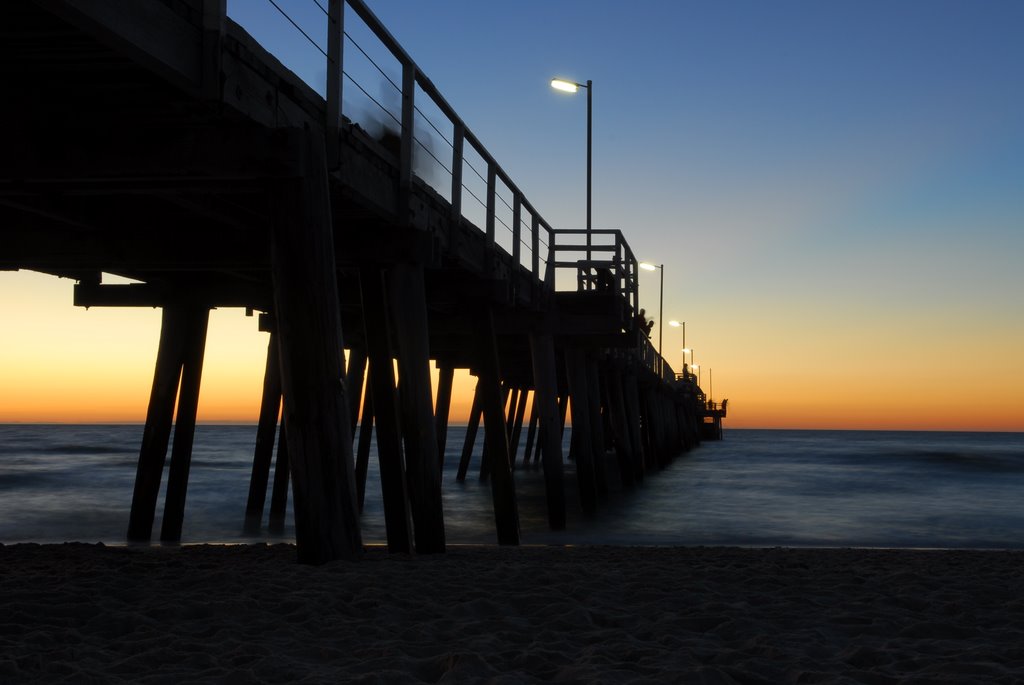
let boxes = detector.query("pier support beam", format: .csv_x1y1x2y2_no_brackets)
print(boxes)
521,401,539,467
127,305,189,542
354,373,374,512
529,332,566,529
160,306,210,542
642,385,662,470
456,386,482,482
585,355,608,497
565,348,598,515
268,421,289,533
622,369,646,483
359,266,414,554
388,263,445,553
270,126,361,564
604,358,636,487
434,363,455,471
245,332,282,533
345,347,367,435
509,388,529,468
474,308,520,544
638,384,655,471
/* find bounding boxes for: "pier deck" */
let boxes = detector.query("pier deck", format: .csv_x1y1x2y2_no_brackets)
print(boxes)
2,0,722,562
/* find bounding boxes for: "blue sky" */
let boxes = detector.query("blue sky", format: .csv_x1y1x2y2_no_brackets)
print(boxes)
219,0,1024,428
6,1,1017,427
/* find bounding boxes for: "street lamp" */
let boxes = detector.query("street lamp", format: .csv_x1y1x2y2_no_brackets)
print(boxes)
668,320,685,374
550,77,592,262
639,262,664,376
691,364,701,387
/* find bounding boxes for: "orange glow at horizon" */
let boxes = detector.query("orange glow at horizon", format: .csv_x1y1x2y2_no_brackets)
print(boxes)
2,271,1023,432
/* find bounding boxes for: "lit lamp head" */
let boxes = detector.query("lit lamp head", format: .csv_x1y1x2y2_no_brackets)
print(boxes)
669,320,682,327
550,78,582,93
639,262,660,272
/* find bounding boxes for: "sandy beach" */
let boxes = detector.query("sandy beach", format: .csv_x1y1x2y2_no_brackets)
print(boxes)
1,543,1022,683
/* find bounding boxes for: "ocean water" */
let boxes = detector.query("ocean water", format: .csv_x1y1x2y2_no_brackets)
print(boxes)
1,425,1023,549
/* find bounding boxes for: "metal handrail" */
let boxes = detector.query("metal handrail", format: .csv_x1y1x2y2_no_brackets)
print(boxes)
324,0,555,284
252,1,683,381
549,228,639,312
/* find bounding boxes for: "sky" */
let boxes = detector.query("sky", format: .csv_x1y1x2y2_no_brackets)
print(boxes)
2,0,1022,430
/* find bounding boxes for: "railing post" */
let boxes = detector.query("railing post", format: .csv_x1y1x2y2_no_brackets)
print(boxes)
531,215,540,280
544,226,555,288
400,60,416,220
512,193,522,268
486,162,496,247
628,251,639,314
326,0,344,167
612,230,622,299
450,122,464,222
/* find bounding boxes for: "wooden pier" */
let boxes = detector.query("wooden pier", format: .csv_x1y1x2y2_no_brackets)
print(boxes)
1,0,725,563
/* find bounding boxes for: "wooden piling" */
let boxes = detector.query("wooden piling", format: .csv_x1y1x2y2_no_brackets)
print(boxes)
387,263,445,553
359,266,414,554
345,347,368,435
641,386,662,470
521,401,539,467
474,308,520,544
268,421,289,533
434,363,455,471
160,306,210,543
508,388,528,468
270,126,361,563
604,358,636,487
640,388,660,469
564,348,598,515
661,391,674,454
355,371,374,512
456,385,482,482
622,369,646,483
529,331,566,529
480,384,513,481
665,390,682,457
245,332,282,533
505,386,519,435
558,393,569,436
584,354,608,497
676,394,694,452
680,388,699,451
127,305,189,542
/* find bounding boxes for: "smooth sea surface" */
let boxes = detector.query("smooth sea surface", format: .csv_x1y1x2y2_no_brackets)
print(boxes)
1,425,1023,549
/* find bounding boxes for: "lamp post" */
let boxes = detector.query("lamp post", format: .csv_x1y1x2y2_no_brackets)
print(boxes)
669,320,685,374
550,77,592,262
691,364,701,388
639,262,664,376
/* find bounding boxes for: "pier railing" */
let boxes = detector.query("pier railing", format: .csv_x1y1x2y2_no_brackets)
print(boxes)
241,0,678,380
637,334,677,383
242,0,555,285
549,228,640,313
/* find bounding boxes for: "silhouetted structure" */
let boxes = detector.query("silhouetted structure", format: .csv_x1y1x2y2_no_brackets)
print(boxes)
1,0,725,563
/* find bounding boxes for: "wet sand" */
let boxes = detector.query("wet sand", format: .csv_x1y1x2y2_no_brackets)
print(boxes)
1,543,1022,683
